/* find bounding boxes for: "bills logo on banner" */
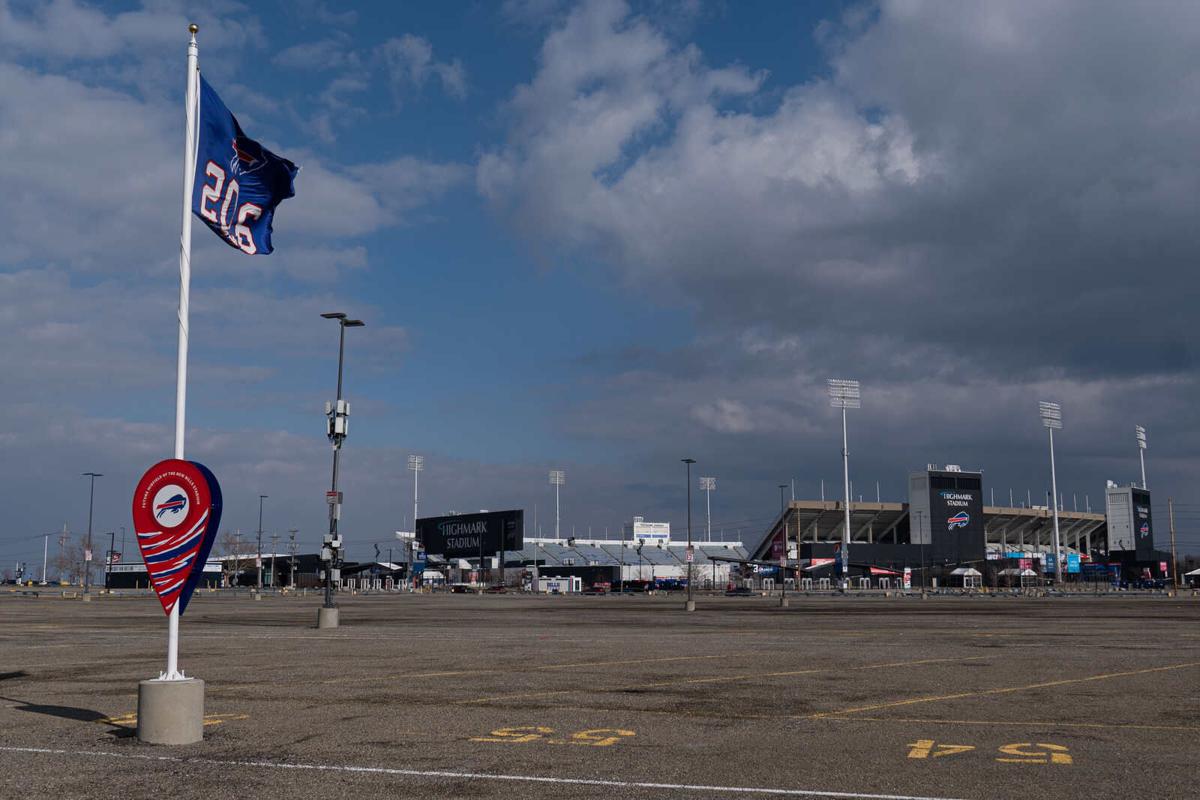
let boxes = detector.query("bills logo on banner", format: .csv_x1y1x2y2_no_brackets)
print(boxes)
132,459,222,615
947,511,970,530
192,76,297,255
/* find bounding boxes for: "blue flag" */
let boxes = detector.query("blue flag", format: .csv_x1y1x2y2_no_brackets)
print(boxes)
192,76,297,255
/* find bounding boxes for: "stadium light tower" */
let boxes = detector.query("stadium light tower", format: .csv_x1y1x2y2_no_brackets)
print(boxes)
1135,425,1147,489
828,379,860,590
408,454,423,529
1039,401,1064,584
699,477,715,543
549,470,565,541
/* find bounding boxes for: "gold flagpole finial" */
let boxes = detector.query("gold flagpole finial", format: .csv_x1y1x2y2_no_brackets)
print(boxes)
188,23,199,34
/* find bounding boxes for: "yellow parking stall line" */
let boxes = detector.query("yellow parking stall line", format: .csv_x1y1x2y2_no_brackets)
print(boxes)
825,716,1200,733
806,661,1200,719
327,654,728,685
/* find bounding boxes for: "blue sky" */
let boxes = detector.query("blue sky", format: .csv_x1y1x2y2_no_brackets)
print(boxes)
3,0,1200,572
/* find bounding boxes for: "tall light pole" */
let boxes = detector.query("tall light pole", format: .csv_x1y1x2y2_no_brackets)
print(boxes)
82,472,102,595
1135,425,1147,489
550,470,565,541
288,529,298,590
700,477,715,543
105,531,116,591
828,379,860,590
682,459,696,612
778,484,788,513
320,311,365,628
1039,401,1064,585
256,494,268,590
408,455,423,531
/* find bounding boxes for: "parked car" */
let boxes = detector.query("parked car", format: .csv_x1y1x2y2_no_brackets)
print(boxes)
725,586,754,597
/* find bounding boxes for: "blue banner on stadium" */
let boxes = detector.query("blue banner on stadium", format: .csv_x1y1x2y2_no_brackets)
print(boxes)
192,76,297,255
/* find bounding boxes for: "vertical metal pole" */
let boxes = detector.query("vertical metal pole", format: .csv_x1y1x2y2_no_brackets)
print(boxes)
106,531,115,591
841,406,851,588
257,496,265,590
686,461,693,606
41,534,49,584
413,462,419,531
1048,428,1063,584
555,481,560,541
325,322,346,611
165,24,200,681
1169,498,1179,590
84,474,96,595
1139,448,1147,490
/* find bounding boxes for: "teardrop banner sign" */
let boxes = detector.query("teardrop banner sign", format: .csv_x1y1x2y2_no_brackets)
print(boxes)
132,459,223,615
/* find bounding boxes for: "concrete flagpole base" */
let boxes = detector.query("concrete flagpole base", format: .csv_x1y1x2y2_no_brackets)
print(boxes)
684,600,696,612
317,607,339,629
137,678,204,745
779,596,790,608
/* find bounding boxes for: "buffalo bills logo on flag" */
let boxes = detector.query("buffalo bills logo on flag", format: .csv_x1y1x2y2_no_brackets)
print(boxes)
192,76,297,255
947,511,970,530
132,459,222,616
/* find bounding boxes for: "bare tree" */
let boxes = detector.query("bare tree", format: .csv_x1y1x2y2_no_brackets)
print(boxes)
216,530,252,587
51,535,86,585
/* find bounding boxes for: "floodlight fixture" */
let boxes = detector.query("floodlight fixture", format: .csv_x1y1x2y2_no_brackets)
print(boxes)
408,454,424,471
827,378,861,409
549,470,565,485
1039,401,1062,429
320,312,347,320
699,477,716,491
1135,425,1146,449
344,319,365,328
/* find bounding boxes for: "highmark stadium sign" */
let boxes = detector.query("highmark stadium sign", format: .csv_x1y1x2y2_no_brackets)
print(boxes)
417,510,524,558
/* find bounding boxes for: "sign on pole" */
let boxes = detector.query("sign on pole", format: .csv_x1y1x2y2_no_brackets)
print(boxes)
132,459,222,616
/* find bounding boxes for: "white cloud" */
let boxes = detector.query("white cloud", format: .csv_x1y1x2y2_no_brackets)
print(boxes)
378,34,468,101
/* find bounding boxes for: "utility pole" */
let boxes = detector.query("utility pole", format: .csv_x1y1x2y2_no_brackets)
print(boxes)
41,532,50,585
257,494,268,591
1168,498,1179,590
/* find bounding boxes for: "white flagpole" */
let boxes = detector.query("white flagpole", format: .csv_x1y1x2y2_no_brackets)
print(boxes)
166,23,200,681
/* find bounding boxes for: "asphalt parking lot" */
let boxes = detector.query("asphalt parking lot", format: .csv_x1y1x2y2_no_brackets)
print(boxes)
1,591,1198,799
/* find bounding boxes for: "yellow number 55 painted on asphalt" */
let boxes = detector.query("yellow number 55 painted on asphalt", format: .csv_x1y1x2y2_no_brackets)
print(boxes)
471,726,635,747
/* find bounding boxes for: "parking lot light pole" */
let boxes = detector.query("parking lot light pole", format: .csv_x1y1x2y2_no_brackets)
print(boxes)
683,459,696,612
105,531,115,591
1039,401,1064,585
550,470,565,542
256,494,267,590
320,312,364,628
82,472,102,595
828,379,860,590
700,477,715,544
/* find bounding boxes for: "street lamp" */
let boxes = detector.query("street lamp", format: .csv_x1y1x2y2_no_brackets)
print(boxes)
828,379,860,590
549,470,565,541
82,472,102,594
682,458,696,612
257,494,268,591
1039,401,1064,585
319,311,365,628
1135,425,1147,489
700,477,715,544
